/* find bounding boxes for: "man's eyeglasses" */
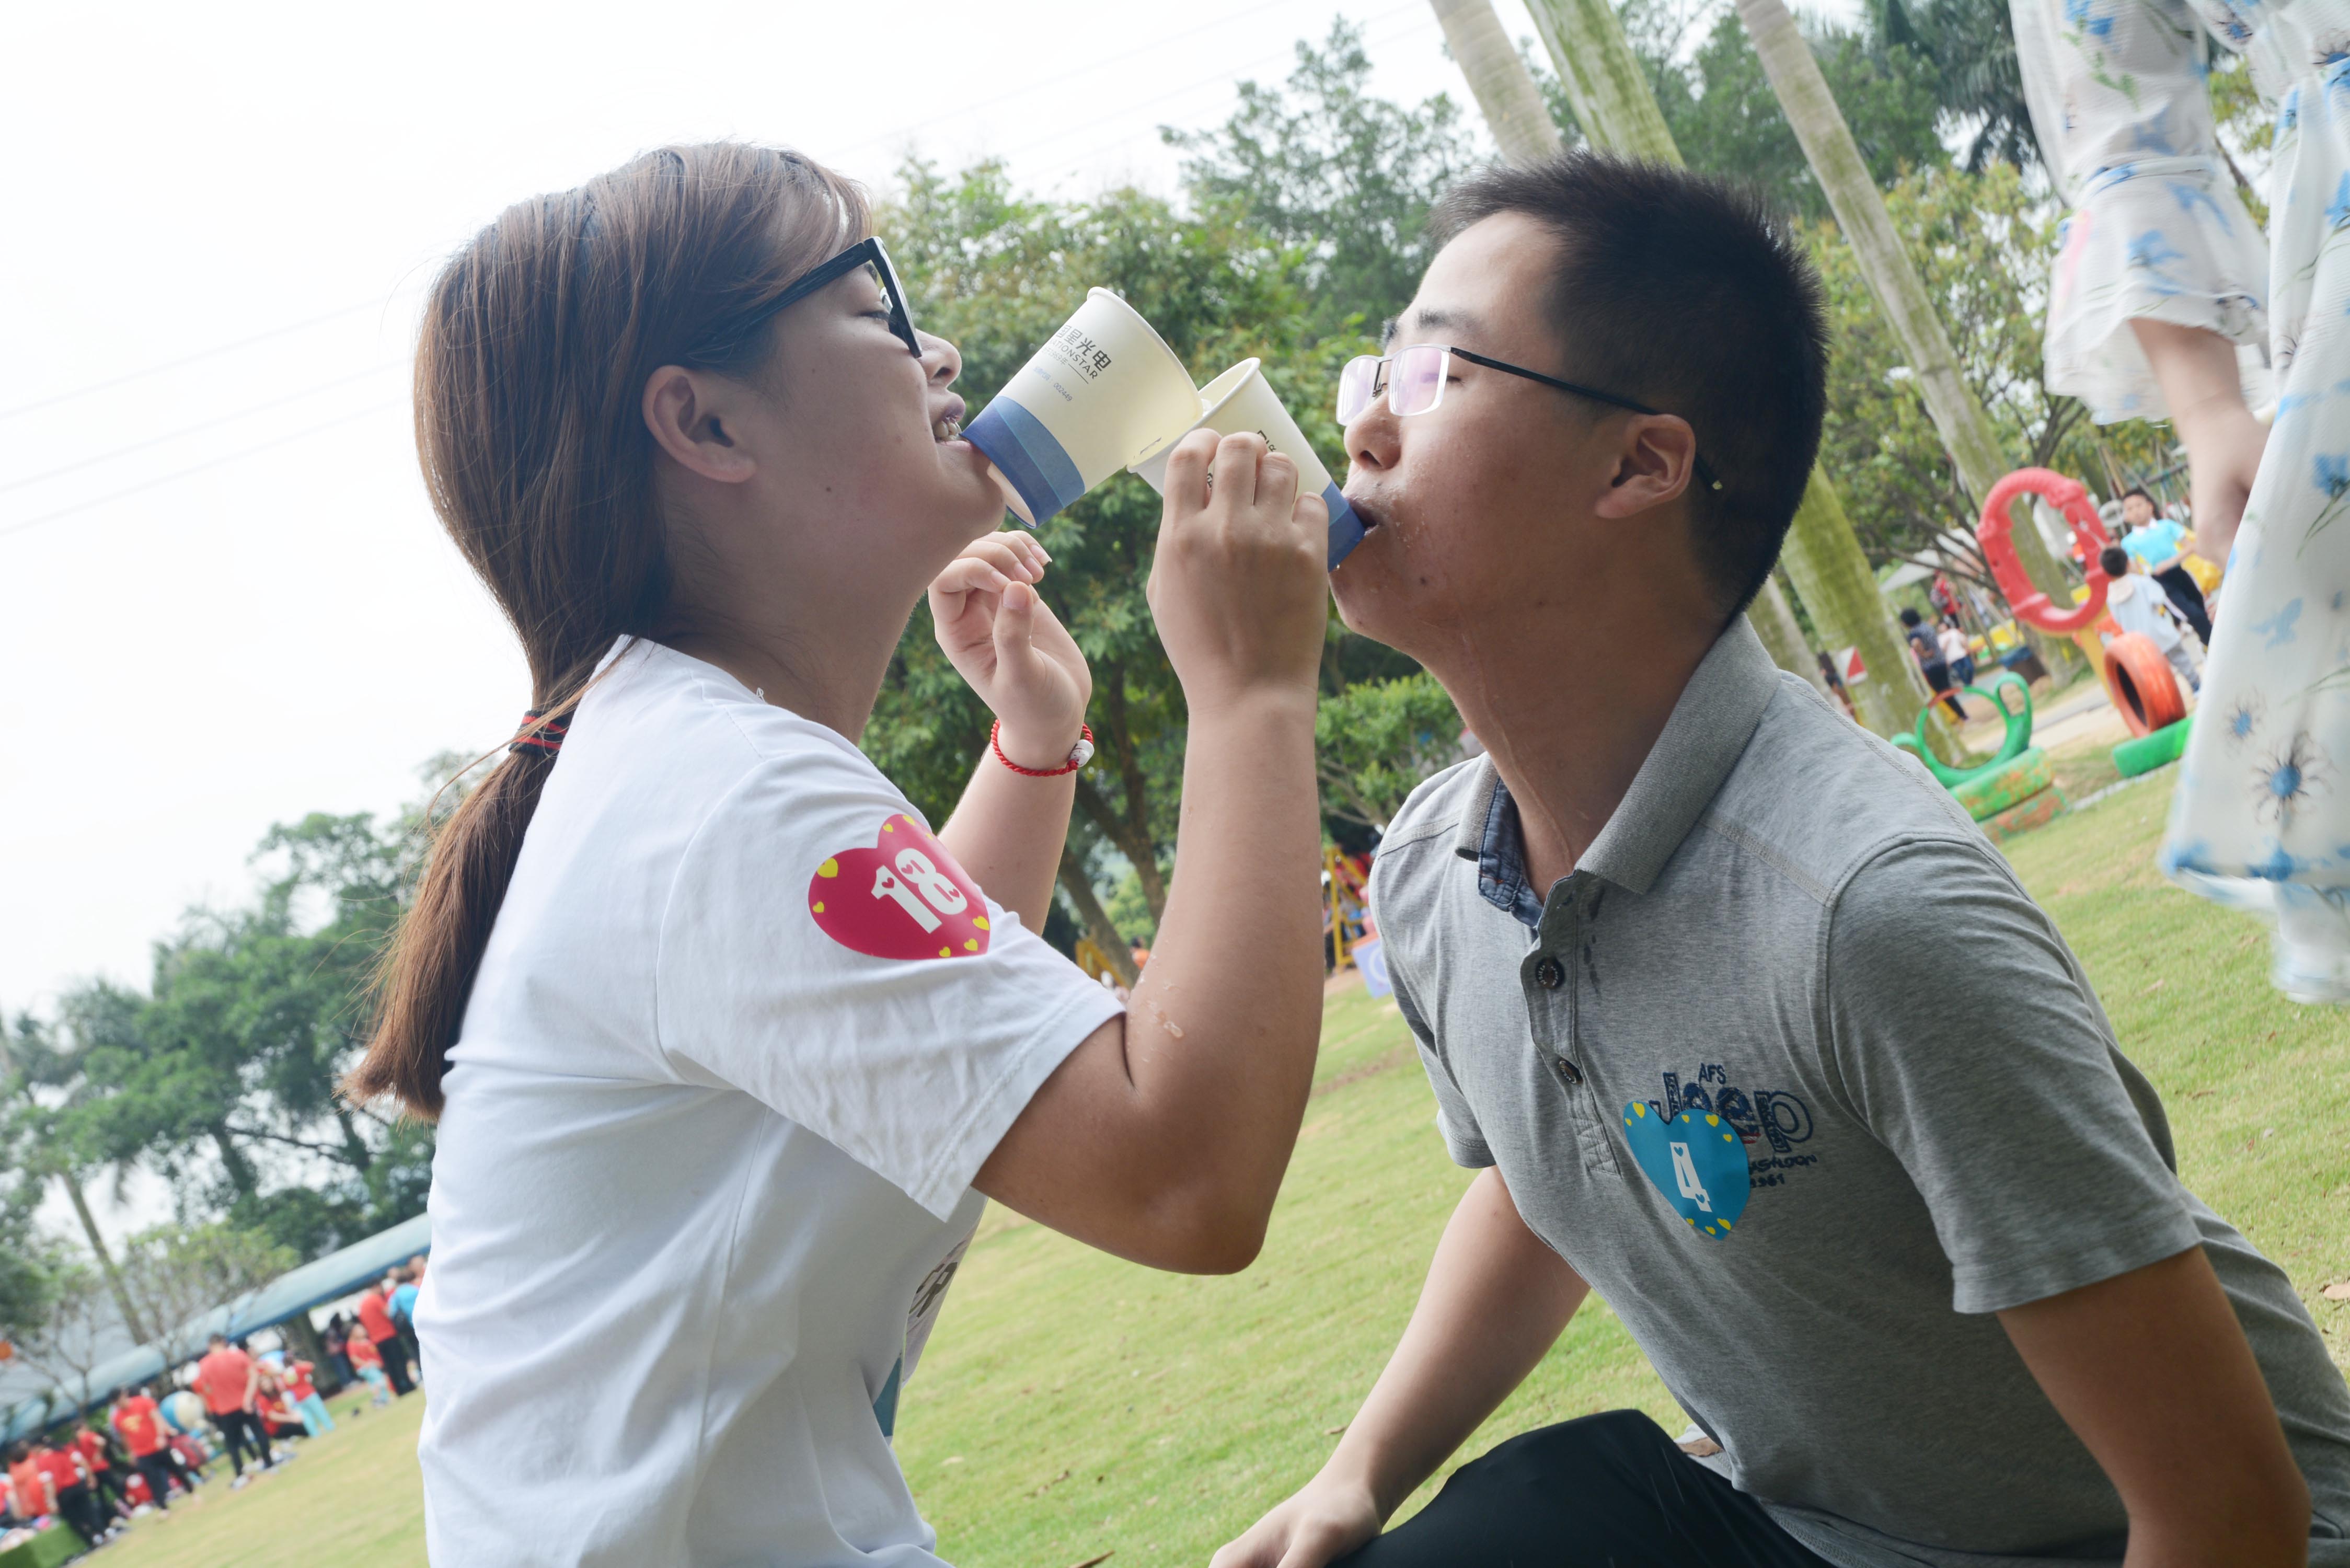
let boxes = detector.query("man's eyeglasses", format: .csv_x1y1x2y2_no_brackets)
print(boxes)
732,236,921,358
1335,343,1722,493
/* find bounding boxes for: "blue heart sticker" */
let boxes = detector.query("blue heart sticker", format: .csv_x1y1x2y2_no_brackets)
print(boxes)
1621,1101,1749,1239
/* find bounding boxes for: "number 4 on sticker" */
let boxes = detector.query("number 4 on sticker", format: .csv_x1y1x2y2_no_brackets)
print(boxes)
809,814,993,961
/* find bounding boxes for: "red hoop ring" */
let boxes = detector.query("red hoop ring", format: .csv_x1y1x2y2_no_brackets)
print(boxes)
1977,468,2113,635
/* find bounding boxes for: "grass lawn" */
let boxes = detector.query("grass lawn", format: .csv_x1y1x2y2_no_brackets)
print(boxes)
99,1390,425,1567
96,767,2347,1568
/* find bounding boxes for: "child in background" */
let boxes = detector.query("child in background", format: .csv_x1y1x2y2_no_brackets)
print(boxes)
2099,544,2203,694
283,1356,333,1436
345,1331,392,1408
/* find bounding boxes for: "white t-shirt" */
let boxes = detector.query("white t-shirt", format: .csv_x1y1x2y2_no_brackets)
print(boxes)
417,638,1122,1567
2104,574,2185,651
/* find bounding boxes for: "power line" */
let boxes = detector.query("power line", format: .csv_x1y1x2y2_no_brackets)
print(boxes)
0,362,407,496
0,400,408,542
0,292,418,424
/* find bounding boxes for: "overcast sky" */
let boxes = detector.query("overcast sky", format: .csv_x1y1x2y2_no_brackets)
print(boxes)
4,0,1871,1241
0,0,1562,1235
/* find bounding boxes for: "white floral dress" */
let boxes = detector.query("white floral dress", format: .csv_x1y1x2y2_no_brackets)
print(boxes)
2016,0,2350,1001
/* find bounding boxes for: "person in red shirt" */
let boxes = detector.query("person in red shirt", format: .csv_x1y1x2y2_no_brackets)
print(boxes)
4,1440,52,1520
344,1330,391,1406
70,1421,126,1527
355,1282,413,1397
282,1357,333,1436
194,1332,274,1483
36,1437,106,1544
110,1385,180,1512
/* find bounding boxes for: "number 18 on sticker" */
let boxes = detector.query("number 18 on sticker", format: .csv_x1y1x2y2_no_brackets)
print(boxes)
809,814,994,961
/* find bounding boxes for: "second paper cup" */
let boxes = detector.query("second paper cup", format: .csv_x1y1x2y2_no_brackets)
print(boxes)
1128,359,1366,569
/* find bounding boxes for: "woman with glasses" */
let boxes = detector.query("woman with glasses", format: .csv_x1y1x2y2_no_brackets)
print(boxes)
347,143,1334,1566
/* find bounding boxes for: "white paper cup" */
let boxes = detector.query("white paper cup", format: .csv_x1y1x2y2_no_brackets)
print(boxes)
963,287,1203,528
1128,358,1366,569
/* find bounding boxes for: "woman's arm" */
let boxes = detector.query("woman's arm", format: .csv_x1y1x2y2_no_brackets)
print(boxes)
974,432,1333,1274
931,531,1089,931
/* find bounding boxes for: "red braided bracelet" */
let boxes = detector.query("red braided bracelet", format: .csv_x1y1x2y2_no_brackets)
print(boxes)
990,721,1094,777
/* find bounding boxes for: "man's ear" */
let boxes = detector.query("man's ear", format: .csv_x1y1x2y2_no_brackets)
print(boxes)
643,365,758,484
1592,414,1699,520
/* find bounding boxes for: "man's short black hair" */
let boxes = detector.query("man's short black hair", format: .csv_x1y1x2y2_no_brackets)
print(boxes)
2099,544,2129,578
1898,606,1922,627
2121,486,2153,504
1429,152,1829,618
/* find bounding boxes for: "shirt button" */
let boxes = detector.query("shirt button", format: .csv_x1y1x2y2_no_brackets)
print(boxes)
1552,1056,1584,1087
1534,956,1564,990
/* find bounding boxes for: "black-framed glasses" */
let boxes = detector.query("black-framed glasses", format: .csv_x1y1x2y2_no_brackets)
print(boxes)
1337,343,1722,493
736,236,921,358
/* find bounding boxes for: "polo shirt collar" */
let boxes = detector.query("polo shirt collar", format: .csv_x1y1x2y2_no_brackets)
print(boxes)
1449,616,1783,899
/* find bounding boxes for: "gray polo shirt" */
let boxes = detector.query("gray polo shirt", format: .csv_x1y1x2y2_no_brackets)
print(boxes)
1371,618,2350,1567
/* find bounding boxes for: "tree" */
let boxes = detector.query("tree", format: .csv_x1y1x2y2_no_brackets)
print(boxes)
1807,163,2174,587
2,1010,151,1343
1504,0,1949,743
1315,674,1467,834
1656,10,1950,220
1730,0,2089,683
57,762,458,1261
3,1250,111,1414
1166,18,1483,341
120,1223,295,1372
1877,0,2040,172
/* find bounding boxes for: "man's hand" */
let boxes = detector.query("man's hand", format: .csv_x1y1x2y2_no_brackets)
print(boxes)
928,530,1091,770
1998,1244,2309,1565
1211,1471,1382,1568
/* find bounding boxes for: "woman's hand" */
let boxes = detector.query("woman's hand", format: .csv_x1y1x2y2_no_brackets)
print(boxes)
1147,430,1330,715
929,531,1091,770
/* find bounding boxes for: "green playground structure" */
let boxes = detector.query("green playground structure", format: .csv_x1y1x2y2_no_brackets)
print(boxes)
1890,671,2066,843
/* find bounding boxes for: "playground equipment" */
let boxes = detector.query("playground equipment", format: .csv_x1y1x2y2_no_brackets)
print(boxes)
1892,670,2033,786
1324,846,1371,972
2097,630,2188,737
1891,666,2066,842
1980,466,2194,779
2114,715,2194,779
1977,468,2113,635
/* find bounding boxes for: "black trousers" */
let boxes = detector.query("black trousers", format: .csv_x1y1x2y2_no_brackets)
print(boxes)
54,1483,106,1543
2155,566,2213,644
133,1451,177,1508
1336,1411,1833,1568
212,1409,273,1475
375,1335,416,1396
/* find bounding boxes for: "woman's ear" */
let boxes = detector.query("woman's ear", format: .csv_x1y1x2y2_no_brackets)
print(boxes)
643,365,759,483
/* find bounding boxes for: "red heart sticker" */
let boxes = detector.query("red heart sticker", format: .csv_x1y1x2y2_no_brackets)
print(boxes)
808,814,993,962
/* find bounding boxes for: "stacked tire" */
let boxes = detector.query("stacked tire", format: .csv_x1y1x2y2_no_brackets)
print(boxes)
1950,745,2066,843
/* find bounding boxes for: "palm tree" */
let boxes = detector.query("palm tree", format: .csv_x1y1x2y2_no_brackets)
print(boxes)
1730,0,2087,682
1448,0,1949,744
1,1018,151,1344
1879,0,2040,174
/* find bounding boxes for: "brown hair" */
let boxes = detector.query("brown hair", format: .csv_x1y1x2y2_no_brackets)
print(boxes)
345,144,869,1117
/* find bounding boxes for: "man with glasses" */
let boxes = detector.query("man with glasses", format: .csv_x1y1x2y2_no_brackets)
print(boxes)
1215,153,2348,1567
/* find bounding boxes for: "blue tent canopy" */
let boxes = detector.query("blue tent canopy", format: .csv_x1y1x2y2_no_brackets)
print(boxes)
3,1213,429,1444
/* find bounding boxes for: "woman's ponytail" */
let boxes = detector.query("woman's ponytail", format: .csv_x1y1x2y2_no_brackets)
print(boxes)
344,144,869,1118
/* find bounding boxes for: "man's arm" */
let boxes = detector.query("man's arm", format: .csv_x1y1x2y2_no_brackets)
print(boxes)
1998,1245,2310,1567
1212,1167,1588,1568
